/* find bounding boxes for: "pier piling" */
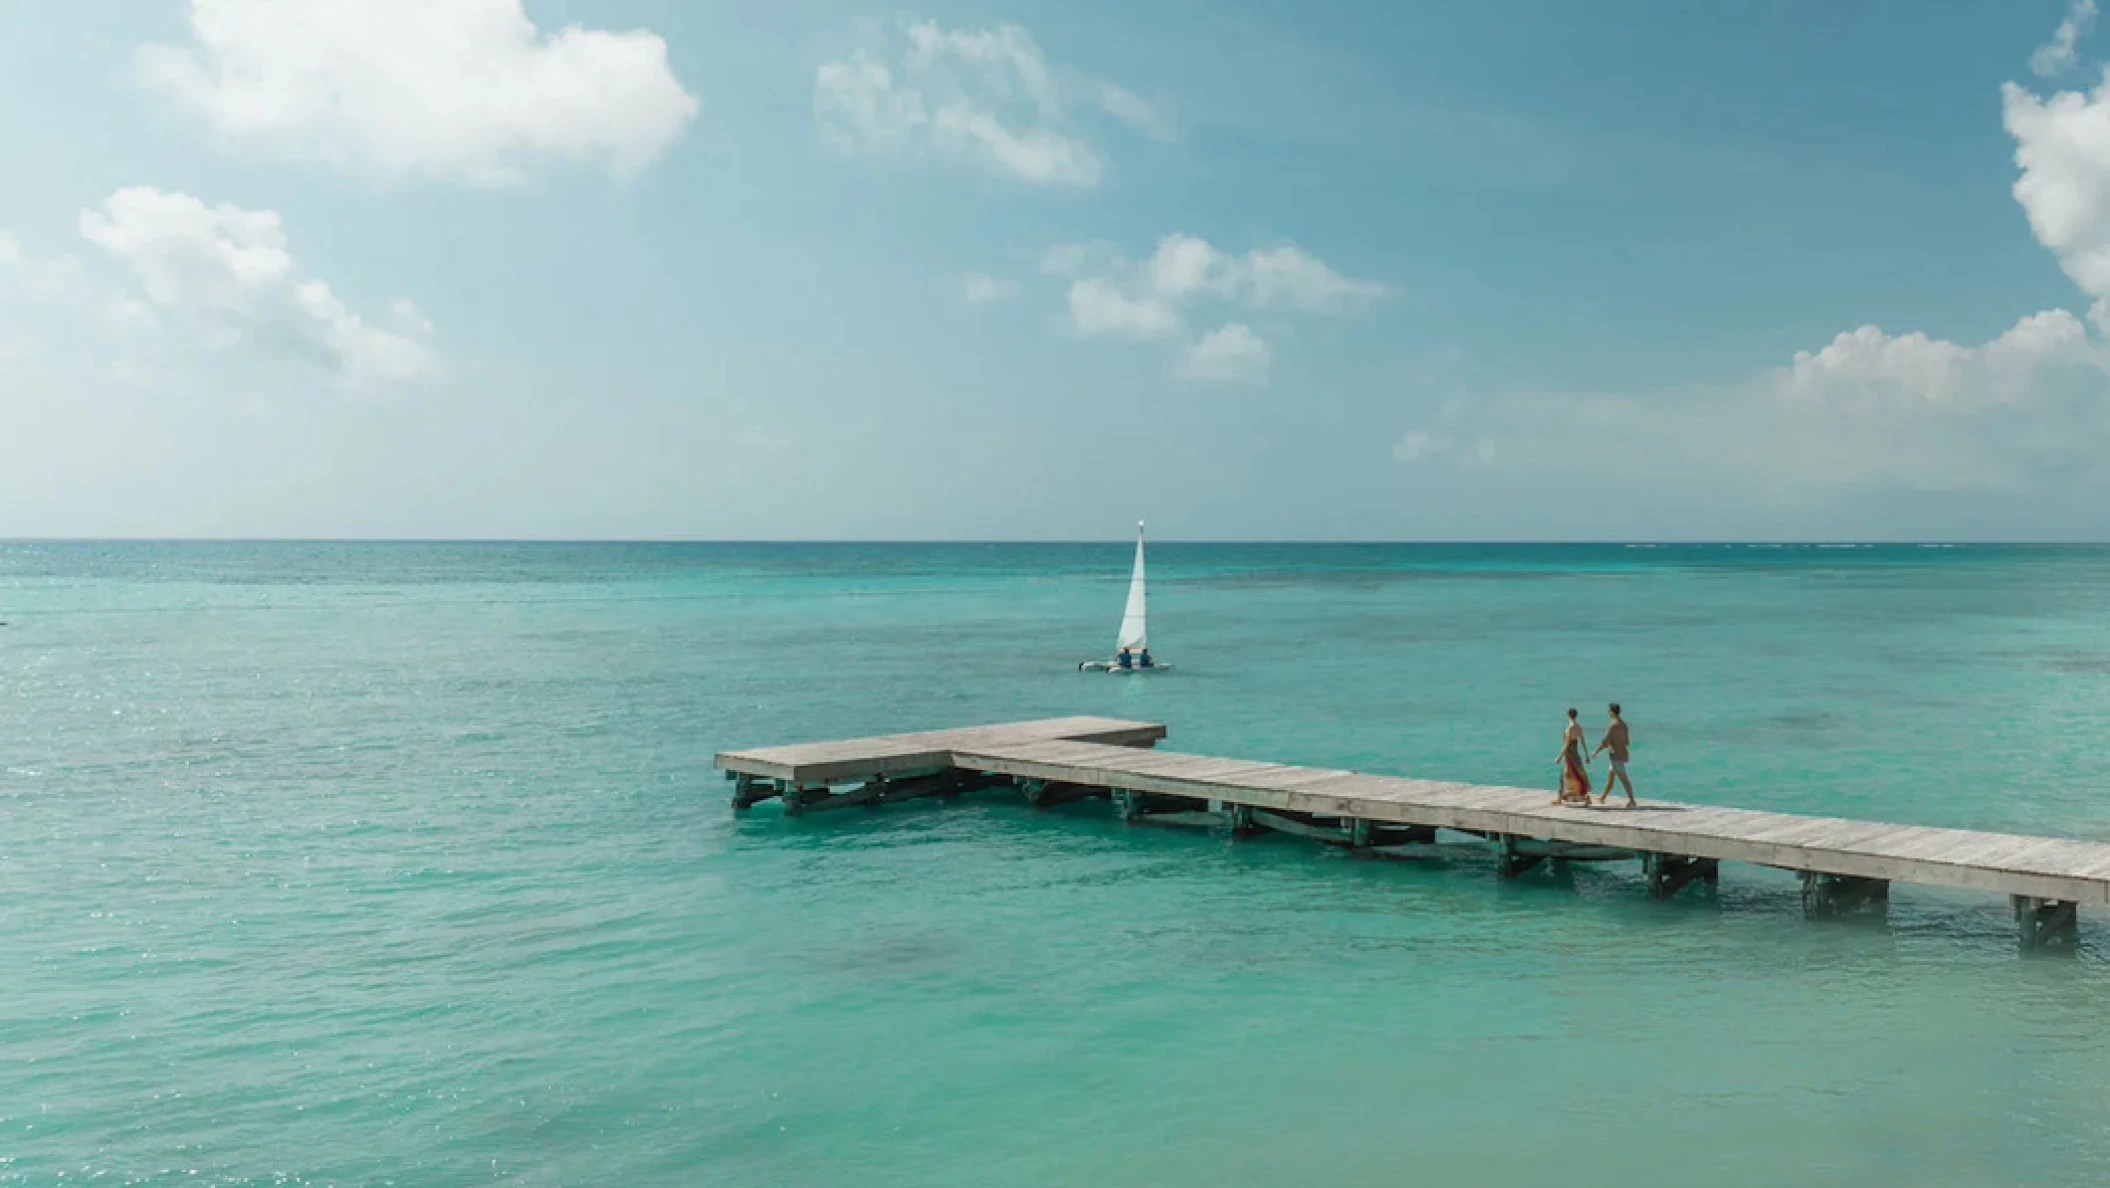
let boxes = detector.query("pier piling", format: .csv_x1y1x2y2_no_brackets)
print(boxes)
2015,896,2079,954
1798,872,1890,920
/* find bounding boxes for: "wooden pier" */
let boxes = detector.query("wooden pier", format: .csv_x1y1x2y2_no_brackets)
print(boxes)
717,717,2110,954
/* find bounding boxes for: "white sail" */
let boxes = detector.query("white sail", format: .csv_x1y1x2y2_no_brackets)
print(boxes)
1115,521,1147,651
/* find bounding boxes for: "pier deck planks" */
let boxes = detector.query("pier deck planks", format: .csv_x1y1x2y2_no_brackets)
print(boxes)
715,718,2110,908
713,716,1165,785
951,738,2110,905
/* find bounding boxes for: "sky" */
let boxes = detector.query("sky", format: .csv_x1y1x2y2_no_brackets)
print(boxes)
6,0,2110,540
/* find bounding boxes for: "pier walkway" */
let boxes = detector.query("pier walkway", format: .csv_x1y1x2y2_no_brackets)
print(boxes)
717,717,2110,953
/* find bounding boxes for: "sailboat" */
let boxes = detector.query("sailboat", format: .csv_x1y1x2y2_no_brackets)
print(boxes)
1078,522,1169,673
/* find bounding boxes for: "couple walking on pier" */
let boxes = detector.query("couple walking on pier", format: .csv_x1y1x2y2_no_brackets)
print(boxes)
1555,703,1636,808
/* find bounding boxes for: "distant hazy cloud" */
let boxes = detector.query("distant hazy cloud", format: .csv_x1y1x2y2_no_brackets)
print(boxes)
962,273,1020,304
0,234,93,311
1178,323,1271,384
1243,246,1392,313
2032,0,2097,77
1390,430,1449,463
138,0,698,185
1121,234,1390,315
816,20,1172,187
1389,430,1496,467
79,187,437,383
1064,278,1183,339
1035,233,1387,381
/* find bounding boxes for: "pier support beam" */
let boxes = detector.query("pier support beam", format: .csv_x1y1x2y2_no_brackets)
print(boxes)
1244,810,1436,849
1493,834,1635,876
1021,779,1103,809
1112,789,1222,828
1235,809,1441,854
1361,824,1443,858
1248,809,1353,844
730,773,779,811
1643,852,1719,900
1799,872,1889,920
784,770,1007,815
2013,896,2079,955
1355,822,1439,855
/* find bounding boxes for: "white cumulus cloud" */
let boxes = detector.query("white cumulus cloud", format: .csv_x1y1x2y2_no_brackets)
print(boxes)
816,20,1171,187
78,187,437,383
1783,311,2093,409
1179,323,1271,383
138,0,698,186
2004,75,2110,299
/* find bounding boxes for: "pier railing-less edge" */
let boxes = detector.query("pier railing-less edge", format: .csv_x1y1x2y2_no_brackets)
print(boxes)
716,717,2099,956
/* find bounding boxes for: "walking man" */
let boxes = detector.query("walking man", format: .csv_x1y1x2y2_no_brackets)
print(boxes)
1593,703,1637,807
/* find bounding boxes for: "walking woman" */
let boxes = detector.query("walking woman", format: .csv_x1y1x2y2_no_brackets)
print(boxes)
1553,707,1592,805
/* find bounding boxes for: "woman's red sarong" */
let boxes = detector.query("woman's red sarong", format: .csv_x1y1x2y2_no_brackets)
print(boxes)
1561,749,1592,802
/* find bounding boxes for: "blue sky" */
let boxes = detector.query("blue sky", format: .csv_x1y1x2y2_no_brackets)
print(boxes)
4,0,2110,539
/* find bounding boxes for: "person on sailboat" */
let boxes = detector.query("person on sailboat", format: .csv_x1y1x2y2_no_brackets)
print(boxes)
1138,649,1153,668
1117,647,1133,670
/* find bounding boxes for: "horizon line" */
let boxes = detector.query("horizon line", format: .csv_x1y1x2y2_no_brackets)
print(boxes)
0,537,2101,547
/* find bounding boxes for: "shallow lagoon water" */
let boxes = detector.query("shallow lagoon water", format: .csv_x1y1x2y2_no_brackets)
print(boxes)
6,542,2110,1185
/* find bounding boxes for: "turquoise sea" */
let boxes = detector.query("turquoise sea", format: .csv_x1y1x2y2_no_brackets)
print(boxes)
8,542,2110,1185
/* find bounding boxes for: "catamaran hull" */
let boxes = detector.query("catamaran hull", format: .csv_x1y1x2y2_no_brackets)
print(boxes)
1077,661,1172,673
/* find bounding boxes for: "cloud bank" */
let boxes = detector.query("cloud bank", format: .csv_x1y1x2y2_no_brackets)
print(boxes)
1393,18,2110,517
1399,312,2108,498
